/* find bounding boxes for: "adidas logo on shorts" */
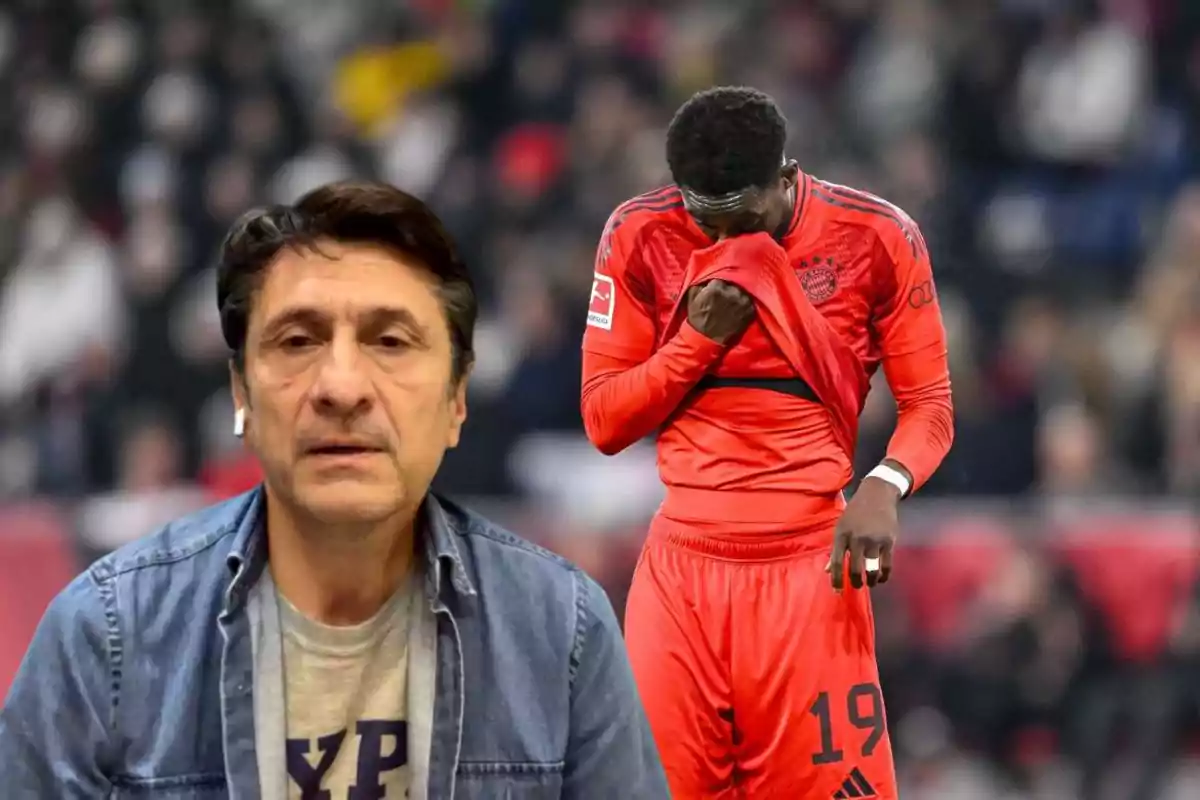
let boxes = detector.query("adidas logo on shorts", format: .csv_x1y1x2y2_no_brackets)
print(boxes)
831,766,877,798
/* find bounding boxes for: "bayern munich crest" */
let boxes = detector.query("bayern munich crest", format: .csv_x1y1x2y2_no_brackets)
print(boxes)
799,256,839,303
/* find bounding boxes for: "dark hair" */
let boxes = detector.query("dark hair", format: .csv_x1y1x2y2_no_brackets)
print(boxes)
216,180,476,383
665,86,788,196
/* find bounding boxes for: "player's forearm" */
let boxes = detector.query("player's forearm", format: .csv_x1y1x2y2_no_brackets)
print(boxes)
581,323,724,455
884,383,954,492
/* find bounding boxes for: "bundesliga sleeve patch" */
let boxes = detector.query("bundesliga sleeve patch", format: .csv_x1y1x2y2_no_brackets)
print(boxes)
587,272,615,330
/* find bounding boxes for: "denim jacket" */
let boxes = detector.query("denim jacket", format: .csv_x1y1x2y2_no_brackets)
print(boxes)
0,488,668,799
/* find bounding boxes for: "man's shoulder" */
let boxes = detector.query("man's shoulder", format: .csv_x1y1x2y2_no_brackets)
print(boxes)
436,496,602,609
806,177,924,258
607,185,686,226
601,186,690,252
440,496,579,577
86,491,252,583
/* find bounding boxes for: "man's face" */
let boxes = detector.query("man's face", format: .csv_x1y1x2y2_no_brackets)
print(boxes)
688,165,798,242
232,240,468,526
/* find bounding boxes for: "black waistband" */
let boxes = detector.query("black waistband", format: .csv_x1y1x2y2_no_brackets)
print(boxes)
694,375,820,403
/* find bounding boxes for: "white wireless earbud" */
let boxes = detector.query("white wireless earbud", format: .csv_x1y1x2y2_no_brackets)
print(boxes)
233,407,246,438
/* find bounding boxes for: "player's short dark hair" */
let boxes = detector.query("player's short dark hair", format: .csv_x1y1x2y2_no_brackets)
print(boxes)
666,86,788,196
217,180,476,383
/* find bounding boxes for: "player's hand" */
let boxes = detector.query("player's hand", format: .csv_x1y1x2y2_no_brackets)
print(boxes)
686,280,755,345
826,477,900,591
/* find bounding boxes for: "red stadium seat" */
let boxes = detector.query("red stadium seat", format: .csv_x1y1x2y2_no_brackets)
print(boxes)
1053,514,1200,662
0,503,78,703
896,518,1018,648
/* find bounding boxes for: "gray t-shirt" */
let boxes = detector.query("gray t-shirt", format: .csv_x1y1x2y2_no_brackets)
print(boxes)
249,568,435,799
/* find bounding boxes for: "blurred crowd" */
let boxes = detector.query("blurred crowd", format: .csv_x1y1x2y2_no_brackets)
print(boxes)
2,0,1200,504
2,0,1200,795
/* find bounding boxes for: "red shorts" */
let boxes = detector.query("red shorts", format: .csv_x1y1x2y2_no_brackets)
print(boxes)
625,516,897,799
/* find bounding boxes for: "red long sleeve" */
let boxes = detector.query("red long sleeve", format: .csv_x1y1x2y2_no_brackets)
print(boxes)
581,323,725,455
871,218,955,492
581,197,727,455
882,344,954,491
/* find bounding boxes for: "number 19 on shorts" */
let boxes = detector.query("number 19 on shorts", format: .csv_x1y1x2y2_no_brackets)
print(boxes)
809,683,886,765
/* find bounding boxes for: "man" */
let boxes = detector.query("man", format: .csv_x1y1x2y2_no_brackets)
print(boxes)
581,87,954,798
1,181,668,798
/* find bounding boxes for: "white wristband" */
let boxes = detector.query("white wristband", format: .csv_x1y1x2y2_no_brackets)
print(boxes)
866,464,911,498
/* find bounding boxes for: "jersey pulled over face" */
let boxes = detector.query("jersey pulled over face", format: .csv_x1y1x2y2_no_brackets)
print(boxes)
582,175,948,502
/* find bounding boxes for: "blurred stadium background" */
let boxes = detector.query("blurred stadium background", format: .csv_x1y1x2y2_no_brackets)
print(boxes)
1,0,1199,797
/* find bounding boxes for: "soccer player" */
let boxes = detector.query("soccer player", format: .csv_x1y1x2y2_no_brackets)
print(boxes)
581,87,954,799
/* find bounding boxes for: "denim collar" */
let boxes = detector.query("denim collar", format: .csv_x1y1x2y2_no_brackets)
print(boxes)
222,486,476,617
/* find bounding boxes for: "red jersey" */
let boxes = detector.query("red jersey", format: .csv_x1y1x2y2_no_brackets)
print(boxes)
580,175,954,528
